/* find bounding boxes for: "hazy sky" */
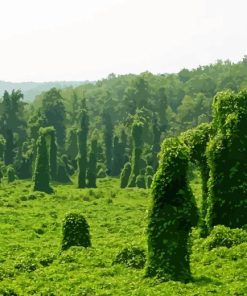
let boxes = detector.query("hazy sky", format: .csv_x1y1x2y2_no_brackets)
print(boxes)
0,0,246,82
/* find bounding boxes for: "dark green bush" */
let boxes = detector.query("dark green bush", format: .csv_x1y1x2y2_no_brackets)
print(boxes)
136,175,146,188
61,154,74,176
120,162,131,188
61,213,91,251
56,158,71,184
203,225,247,250
113,246,146,269
145,165,154,176
14,259,37,273
146,175,153,188
146,137,198,282
0,287,18,296
39,254,56,267
7,166,16,183
97,168,106,178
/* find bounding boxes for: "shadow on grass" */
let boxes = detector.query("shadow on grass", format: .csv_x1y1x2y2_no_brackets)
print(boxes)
192,275,222,286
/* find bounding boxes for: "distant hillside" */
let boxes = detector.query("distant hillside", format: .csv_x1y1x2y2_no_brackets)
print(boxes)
0,81,88,101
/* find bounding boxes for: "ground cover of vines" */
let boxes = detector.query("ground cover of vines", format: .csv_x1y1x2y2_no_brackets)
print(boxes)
0,175,246,296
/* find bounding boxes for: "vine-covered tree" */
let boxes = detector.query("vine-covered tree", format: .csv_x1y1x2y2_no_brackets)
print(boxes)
151,116,161,170
7,166,16,183
128,120,143,187
41,88,66,147
146,137,198,282
136,174,146,188
120,162,131,188
102,110,113,175
4,129,15,165
0,90,26,142
62,213,91,250
87,135,97,188
56,158,71,183
33,133,53,194
66,127,78,168
77,108,89,188
180,123,212,237
112,136,122,176
0,135,5,161
206,90,247,230
48,127,57,181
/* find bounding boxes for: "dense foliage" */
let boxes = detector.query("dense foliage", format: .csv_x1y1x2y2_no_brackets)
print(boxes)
180,123,213,236
33,133,53,194
0,58,247,293
146,138,198,281
120,162,131,188
206,90,247,230
61,212,91,251
77,108,89,188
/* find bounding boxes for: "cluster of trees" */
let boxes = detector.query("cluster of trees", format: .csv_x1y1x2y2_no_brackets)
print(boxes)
59,89,247,283
146,89,247,281
0,58,247,190
0,58,246,283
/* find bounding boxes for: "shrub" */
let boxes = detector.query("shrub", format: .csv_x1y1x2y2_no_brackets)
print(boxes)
146,175,153,188
61,154,74,176
203,225,247,250
120,162,131,188
7,166,16,183
113,246,146,269
136,175,146,188
146,165,154,176
146,137,198,282
97,168,106,178
61,213,91,251
0,287,18,296
56,158,71,184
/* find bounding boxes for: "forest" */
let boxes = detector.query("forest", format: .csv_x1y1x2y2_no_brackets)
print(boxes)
0,58,247,295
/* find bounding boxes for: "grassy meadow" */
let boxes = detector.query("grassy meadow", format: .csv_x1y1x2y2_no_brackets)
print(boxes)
0,174,246,295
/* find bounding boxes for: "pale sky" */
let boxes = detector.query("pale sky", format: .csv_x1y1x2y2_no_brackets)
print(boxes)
0,0,246,82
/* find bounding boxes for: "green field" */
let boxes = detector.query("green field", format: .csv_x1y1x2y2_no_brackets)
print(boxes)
0,176,246,296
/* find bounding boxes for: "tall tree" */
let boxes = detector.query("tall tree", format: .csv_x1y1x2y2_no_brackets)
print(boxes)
4,129,15,165
128,120,144,187
33,133,53,194
0,90,26,142
41,88,66,147
87,134,98,188
102,110,113,175
47,127,58,181
151,116,161,170
66,127,78,168
77,108,89,188
146,138,198,281
206,90,247,230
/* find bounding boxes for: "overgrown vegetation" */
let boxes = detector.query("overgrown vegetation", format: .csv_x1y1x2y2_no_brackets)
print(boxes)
0,179,246,295
0,58,247,294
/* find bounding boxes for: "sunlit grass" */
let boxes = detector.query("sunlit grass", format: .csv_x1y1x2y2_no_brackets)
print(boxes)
0,177,246,295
